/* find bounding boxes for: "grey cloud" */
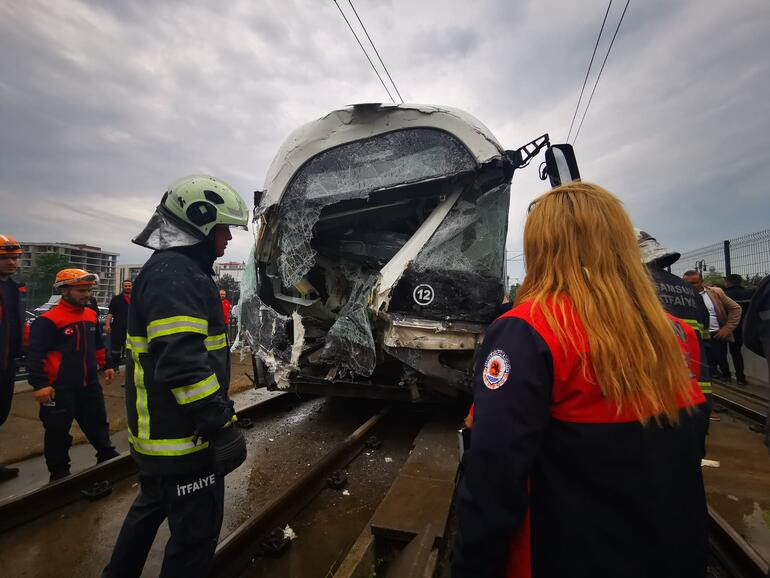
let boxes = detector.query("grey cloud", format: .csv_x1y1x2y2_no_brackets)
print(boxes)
0,0,768,280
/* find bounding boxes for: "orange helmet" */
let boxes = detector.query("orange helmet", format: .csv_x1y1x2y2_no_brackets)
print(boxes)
53,268,99,288
0,234,21,255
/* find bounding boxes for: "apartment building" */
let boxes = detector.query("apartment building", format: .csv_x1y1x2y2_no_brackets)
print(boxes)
19,242,118,305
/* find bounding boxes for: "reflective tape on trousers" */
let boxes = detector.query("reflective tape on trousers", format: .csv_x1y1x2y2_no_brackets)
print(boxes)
128,431,209,456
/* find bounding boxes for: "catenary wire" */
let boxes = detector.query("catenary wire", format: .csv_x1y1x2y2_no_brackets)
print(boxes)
347,0,404,103
565,0,613,143
332,0,396,103
572,0,631,145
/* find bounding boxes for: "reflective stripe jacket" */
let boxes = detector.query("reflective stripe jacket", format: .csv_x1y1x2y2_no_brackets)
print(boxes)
27,299,107,389
453,299,708,578
126,247,235,476
648,266,712,394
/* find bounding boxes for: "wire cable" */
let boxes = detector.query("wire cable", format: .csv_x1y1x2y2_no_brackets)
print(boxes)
572,0,631,145
332,0,395,103
347,0,404,103
565,0,613,143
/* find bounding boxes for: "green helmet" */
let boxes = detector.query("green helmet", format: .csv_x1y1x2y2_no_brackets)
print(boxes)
161,175,249,237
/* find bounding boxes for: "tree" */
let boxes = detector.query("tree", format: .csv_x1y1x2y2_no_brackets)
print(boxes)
22,253,73,308
218,274,240,305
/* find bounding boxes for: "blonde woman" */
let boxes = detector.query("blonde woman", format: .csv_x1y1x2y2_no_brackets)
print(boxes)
452,183,708,578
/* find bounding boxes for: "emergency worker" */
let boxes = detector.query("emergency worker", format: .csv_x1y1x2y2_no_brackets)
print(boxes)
27,269,118,481
103,175,249,578
743,274,770,452
637,230,713,414
453,183,708,578
0,234,26,480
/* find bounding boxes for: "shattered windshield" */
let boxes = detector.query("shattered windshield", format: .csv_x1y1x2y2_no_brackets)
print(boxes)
388,183,510,322
276,128,476,287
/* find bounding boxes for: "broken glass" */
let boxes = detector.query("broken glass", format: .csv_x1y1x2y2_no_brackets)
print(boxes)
319,268,378,377
388,183,510,322
276,128,476,287
238,247,293,363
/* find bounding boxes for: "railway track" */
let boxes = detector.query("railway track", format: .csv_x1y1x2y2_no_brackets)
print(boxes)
0,394,461,578
2,382,767,578
0,391,295,534
709,506,770,578
712,381,767,427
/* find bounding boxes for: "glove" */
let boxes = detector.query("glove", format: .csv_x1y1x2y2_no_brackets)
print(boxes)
210,424,246,476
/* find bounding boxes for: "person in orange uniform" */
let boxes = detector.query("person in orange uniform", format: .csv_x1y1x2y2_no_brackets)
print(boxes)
452,183,708,578
0,234,27,480
27,269,118,481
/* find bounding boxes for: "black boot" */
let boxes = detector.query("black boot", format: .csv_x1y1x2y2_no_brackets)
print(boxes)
96,449,120,464
0,465,19,481
49,468,71,482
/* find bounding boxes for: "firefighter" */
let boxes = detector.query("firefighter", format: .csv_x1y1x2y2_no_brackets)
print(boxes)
637,229,713,421
0,234,26,480
103,175,249,578
27,269,118,481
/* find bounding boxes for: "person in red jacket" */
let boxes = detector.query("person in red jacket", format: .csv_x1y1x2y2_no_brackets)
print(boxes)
27,269,119,481
453,183,708,578
219,289,231,326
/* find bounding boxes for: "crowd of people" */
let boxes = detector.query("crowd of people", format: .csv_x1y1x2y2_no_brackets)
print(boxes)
0,178,769,577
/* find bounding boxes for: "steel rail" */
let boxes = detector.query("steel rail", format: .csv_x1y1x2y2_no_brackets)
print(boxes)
708,506,770,578
210,408,388,577
0,392,293,534
712,393,767,427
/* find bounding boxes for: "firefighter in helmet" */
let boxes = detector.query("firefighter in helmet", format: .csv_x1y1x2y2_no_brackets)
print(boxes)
104,175,249,577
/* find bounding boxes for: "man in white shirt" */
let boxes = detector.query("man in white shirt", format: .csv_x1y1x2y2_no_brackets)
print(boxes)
683,271,741,382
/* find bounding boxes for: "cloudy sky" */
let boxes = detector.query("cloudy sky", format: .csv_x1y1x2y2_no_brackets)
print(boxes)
1,0,768,282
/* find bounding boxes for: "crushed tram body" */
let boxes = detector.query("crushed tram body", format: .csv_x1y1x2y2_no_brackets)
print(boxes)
239,103,577,401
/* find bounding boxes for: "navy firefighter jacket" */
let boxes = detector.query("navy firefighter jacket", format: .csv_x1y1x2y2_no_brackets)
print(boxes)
452,298,709,578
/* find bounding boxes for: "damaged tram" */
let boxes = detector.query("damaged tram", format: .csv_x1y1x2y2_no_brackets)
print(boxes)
239,103,578,401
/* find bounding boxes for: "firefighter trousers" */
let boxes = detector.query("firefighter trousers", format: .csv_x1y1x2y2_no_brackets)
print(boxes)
39,384,116,474
102,469,224,578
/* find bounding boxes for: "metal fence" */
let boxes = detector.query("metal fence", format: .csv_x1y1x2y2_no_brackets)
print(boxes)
672,229,770,283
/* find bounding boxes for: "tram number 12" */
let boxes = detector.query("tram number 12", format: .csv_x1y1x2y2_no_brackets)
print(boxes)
413,284,435,306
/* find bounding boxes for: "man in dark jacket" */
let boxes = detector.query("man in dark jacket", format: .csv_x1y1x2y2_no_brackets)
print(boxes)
27,268,118,481
106,280,132,369
103,175,249,578
0,234,26,480
724,274,755,385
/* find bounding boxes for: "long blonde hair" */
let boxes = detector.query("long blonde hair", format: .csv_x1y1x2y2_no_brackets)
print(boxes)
517,182,692,422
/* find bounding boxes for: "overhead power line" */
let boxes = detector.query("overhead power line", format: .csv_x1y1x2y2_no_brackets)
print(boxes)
332,0,396,103
347,0,404,103
572,0,631,145
566,0,613,143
